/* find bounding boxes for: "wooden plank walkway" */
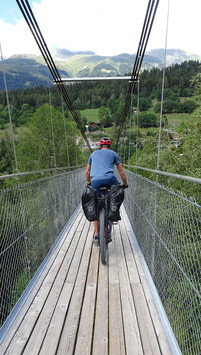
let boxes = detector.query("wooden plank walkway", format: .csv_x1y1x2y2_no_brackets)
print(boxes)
1,207,172,355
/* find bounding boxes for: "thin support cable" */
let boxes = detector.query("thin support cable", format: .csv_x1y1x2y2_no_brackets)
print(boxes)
48,83,56,168
118,143,122,163
0,43,19,174
128,105,132,166
126,80,138,170
119,143,122,163
121,142,124,163
117,145,122,162
124,138,126,164
136,78,140,167
74,139,79,167
132,97,136,168
169,150,196,176
0,42,31,279
153,0,170,276
128,86,135,167
156,0,170,172
61,96,70,168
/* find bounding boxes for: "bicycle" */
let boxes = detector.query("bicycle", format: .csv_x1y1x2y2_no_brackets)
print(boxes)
94,184,127,265
97,187,112,265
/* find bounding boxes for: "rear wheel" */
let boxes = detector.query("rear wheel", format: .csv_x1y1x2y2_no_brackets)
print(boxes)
99,209,108,265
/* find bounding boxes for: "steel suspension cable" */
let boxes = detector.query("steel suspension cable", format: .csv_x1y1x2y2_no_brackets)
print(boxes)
115,0,160,150
16,0,92,152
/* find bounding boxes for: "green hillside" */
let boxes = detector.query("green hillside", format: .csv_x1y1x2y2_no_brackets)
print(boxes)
1,48,200,91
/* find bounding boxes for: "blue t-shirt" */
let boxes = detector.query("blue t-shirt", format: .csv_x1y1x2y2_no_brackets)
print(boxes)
88,149,121,180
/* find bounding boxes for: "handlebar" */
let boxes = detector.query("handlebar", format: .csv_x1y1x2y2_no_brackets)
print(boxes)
121,184,128,189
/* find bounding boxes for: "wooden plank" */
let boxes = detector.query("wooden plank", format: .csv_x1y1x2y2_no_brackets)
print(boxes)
39,282,74,355
109,283,126,355
108,223,126,355
74,245,99,355
4,212,86,355
131,283,161,354
56,283,85,354
108,223,119,284
119,284,143,355
113,223,130,285
119,218,141,284
92,256,109,355
57,223,94,354
23,219,91,355
113,227,144,355
67,221,92,284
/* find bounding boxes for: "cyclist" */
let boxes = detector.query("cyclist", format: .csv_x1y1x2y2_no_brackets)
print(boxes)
85,137,128,245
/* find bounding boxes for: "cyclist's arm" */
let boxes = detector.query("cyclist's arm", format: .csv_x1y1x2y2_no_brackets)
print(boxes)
86,164,91,183
116,163,128,186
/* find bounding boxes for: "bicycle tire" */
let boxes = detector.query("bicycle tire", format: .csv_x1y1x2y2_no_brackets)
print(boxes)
99,208,108,265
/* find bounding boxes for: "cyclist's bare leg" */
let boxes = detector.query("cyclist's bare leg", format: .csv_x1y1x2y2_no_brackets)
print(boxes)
94,220,98,236
92,220,99,246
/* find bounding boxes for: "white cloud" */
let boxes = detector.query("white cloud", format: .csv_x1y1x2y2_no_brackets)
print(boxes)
32,0,148,56
149,0,201,55
0,19,39,58
1,0,201,58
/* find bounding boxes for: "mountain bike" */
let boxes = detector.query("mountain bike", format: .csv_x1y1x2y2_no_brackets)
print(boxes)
97,187,112,265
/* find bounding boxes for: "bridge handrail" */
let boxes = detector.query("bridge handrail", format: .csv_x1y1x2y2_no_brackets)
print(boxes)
123,164,201,184
0,165,85,181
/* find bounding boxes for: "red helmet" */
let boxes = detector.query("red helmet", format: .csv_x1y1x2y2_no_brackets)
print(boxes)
99,137,111,146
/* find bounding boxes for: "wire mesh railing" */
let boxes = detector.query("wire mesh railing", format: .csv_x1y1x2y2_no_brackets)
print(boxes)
123,169,201,354
0,167,86,328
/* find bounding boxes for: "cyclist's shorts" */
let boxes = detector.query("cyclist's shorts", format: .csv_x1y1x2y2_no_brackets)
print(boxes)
91,176,119,195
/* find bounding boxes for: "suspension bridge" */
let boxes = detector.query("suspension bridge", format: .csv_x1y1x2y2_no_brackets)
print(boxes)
0,0,201,354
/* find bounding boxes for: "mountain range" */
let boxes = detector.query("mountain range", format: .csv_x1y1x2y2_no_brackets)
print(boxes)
0,48,200,91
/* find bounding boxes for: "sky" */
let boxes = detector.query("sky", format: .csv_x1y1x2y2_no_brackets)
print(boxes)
0,0,201,59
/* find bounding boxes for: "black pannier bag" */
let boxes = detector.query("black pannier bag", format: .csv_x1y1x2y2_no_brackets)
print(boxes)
107,184,124,221
82,186,98,221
